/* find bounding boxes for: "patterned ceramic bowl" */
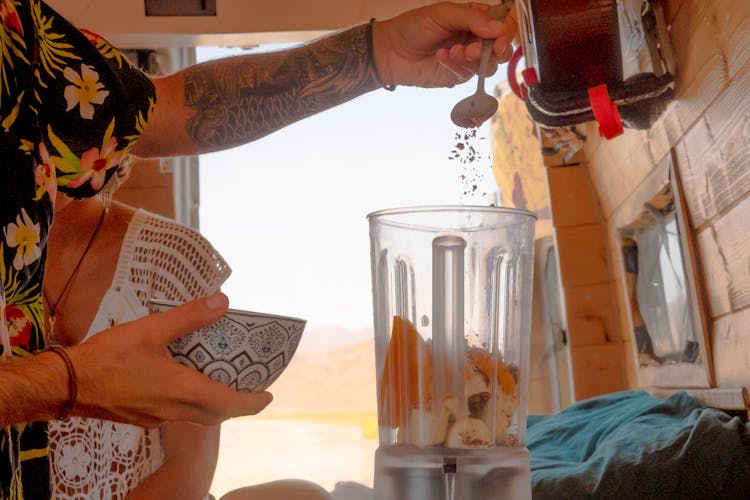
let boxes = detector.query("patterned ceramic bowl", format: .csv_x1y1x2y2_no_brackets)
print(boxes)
147,299,306,392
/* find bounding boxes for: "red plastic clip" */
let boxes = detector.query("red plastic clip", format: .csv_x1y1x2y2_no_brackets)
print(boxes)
508,45,528,100
588,84,623,139
522,67,539,86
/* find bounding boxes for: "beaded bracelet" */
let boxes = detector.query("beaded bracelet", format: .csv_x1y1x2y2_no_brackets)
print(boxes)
42,346,77,420
368,18,397,91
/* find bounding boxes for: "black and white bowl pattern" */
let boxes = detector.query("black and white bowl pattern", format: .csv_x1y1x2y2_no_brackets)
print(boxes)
147,299,306,392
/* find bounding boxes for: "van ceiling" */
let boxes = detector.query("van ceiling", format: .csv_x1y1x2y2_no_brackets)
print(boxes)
47,0,435,48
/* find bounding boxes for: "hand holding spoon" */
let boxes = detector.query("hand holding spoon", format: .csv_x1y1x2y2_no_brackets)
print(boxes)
450,2,513,128
450,38,498,128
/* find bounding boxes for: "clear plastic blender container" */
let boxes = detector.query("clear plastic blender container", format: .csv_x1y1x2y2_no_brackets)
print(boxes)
368,206,536,500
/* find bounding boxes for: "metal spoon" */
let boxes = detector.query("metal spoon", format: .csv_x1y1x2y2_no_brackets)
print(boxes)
450,2,513,128
450,38,498,129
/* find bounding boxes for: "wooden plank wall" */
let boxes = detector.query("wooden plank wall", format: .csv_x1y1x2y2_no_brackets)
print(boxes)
114,158,175,219
575,0,750,391
543,135,631,399
112,50,176,219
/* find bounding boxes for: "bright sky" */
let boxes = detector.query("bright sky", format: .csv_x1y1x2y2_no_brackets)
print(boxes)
197,45,508,333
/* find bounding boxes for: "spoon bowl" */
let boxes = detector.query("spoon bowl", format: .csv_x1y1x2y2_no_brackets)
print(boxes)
450,38,499,128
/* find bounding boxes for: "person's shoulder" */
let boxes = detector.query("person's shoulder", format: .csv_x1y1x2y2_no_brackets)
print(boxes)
135,209,225,256
137,209,201,237
107,201,137,225
133,208,231,287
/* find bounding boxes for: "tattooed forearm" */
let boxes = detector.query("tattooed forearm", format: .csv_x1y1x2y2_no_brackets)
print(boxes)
183,23,380,150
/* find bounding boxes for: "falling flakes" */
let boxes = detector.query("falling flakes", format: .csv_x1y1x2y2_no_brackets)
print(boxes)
449,128,492,198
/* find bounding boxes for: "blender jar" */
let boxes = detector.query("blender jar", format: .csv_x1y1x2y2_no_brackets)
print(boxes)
368,206,536,500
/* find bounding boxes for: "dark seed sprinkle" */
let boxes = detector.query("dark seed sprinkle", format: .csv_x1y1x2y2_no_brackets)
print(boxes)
449,127,492,198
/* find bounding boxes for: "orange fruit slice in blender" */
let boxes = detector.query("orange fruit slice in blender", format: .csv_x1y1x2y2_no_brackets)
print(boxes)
379,316,433,427
467,346,516,395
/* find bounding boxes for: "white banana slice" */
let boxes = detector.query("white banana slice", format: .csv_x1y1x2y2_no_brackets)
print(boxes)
494,411,511,443
445,417,492,449
442,395,461,419
397,408,449,447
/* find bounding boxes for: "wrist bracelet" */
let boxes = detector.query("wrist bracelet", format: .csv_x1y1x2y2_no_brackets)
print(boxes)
368,18,397,91
42,346,77,420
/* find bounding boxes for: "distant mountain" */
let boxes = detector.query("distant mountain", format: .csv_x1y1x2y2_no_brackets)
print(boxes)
265,338,377,416
296,324,374,357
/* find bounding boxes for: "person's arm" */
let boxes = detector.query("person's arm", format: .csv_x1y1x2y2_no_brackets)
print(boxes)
132,2,516,158
124,422,220,500
133,22,380,158
0,351,72,425
0,293,272,428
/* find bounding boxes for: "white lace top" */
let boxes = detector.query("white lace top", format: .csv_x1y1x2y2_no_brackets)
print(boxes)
48,209,231,499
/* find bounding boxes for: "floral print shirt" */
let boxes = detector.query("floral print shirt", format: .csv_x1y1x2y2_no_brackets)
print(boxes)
1,1,155,497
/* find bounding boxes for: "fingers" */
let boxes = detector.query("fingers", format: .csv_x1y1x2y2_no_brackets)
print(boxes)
188,388,274,425
435,7,515,71
66,294,276,428
142,293,229,346
494,41,514,64
436,44,503,81
437,53,474,85
461,36,514,63
97,388,272,428
375,1,519,89
434,2,516,65
78,358,274,427
504,3,521,45
436,2,516,41
167,368,274,424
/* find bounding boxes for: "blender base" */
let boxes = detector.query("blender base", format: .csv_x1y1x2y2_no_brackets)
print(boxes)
374,445,531,500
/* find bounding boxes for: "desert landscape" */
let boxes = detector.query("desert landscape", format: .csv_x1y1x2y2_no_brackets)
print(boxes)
264,337,377,417
210,327,379,496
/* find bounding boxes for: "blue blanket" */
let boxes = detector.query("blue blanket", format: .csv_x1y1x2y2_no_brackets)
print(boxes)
527,390,750,499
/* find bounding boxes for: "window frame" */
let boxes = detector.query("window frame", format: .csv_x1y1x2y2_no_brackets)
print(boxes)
614,152,714,388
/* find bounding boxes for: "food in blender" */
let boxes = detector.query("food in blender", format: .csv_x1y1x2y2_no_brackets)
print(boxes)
379,316,434,428
445,417,492,448
382,316,519,449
